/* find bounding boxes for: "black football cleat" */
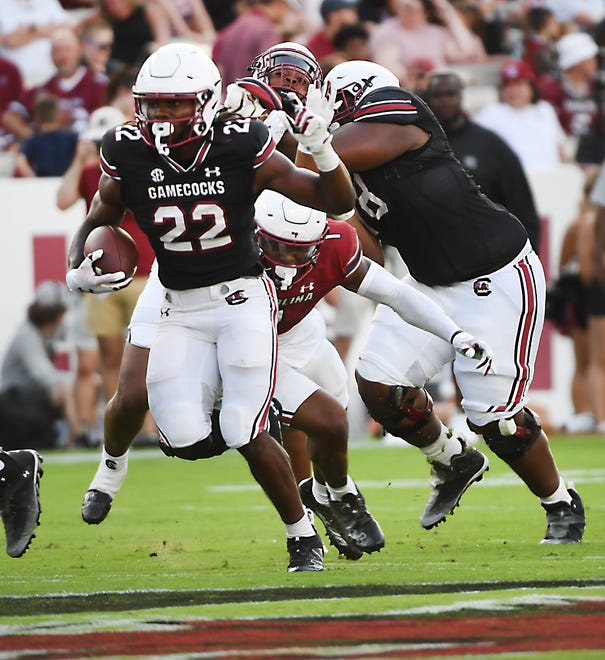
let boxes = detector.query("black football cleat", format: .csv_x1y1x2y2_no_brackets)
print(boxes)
540,487,585,544
420,442,489,529
299,478,362,560
329,488,385,555
287,532,324,572
82,489,113,525
0,449,43,558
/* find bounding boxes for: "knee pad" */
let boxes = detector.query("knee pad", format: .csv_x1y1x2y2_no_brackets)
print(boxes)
371,386,433,437
158,427,228,461
477,407,542,461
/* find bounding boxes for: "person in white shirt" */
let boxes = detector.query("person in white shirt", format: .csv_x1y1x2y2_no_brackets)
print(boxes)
0,0,69,88
475,59,568,170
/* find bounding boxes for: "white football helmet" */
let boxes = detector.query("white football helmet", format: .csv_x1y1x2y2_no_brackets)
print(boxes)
248,42,322,101
324,60,399,126
133,42,222,155
255,190,327,290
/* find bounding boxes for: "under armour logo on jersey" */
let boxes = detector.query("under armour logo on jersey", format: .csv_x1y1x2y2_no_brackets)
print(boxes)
204,166,222,177
225,289,247,305
161,307,171,317
150,168,165,183
299,283,314,293
473,277,492,296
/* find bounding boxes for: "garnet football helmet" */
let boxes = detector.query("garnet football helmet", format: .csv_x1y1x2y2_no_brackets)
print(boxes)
133,43,222,155
248,42,322,102
255,190,327,290
324,60,399,126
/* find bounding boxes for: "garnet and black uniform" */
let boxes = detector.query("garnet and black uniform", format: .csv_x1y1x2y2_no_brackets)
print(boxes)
348,87,546,425
101,117,279,450
350,87,529,286
100,117,272,289
275,219,362,423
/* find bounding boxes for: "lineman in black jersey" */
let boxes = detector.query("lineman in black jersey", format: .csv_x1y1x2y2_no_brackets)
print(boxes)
66,43,356,572
317,60,585,544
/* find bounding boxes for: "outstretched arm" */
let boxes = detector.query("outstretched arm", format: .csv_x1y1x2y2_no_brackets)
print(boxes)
344,257,493,371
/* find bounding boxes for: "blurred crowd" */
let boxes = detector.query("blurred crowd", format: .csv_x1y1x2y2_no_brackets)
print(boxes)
2,0,605,446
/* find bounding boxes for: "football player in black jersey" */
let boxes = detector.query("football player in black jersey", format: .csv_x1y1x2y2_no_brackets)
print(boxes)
73,43,334,546
66,42,355,573
304,60,584,544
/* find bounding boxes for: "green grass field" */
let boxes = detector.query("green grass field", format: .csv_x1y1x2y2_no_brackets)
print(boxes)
1,433,603,656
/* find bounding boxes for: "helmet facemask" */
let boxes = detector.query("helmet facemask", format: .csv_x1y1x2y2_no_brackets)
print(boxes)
249,43,321,102
134,89,217,155
254,190,328,291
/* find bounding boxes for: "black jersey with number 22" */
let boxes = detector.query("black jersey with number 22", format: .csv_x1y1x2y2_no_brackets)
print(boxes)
100,117,275,290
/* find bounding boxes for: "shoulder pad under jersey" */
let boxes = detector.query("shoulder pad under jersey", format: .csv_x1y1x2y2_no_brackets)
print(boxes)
353,87,419,125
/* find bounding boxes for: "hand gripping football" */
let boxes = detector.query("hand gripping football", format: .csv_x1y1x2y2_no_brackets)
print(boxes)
83,226,139,280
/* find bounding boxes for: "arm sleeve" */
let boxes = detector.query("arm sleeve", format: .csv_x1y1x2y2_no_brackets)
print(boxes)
356,260,461,342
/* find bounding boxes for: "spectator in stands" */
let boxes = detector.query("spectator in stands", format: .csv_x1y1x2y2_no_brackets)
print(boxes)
424,70,541,251
212,0,292,86
319,22,370,73
92,0,171,73
450,0,488,63
357,0,390,24
14,94,78,177
575,93,605,172
522,6,560,77
548,174,595,433
588,159,605,434
156,0,216,46
0,55,23,176
542,0,604,30
539,31,599,138
80,19,114,75
475,59,567,169
0,0,69,88
3,27,107,142
307,0,360,64
367,0,481,83
0,281,80,449
56,107,128,446
105,64,138,120
56,105,157,444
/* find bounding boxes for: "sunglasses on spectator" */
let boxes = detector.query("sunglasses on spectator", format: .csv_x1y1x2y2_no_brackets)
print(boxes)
86,40,113,51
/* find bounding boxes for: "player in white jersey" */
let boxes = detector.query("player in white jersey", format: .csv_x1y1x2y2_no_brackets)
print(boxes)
255,190,492,559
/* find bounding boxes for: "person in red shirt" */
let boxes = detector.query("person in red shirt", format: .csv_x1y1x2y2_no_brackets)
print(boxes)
3,27,107,143
0,56,23,155
57,105,156,445
306,0,360,65
212,0,291,86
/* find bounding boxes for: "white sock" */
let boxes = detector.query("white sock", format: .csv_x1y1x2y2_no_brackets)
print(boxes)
540,477,572,505
88,448,129,498
312,478,330,506
327,475,357,501
420,426,462,465
286,514,315,538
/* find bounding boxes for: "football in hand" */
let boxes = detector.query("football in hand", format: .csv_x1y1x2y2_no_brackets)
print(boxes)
83,226,139,281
